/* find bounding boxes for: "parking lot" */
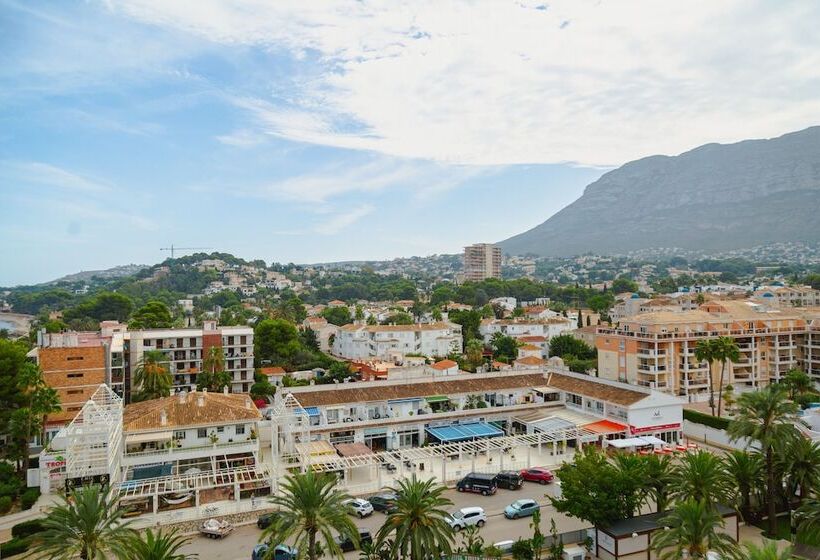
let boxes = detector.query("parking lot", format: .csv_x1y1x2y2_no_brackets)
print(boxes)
180,478,592,559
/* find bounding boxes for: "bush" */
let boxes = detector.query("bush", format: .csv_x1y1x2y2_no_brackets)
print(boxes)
511,538,534,560
796,393,820,409
683,409,731,430
0,495,13,514
0,537,31,558
11,518,44,539
19,488,40,510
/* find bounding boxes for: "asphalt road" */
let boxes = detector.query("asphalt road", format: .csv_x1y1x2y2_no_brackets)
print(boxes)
180,480,590,560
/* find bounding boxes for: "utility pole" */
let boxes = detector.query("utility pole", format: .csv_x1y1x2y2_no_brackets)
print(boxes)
159,245,212,259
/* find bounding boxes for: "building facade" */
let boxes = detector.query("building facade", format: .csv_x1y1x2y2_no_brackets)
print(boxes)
332,322,462,360
463,243,502,281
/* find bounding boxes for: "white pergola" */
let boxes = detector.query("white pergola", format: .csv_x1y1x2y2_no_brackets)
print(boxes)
64,384,123,487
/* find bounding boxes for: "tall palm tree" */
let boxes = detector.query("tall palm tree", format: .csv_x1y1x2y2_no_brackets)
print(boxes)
32,484,135,559
673,450,731,506
728,384,800,536
261,469,357,560
742,540,793,560
610,453,650,516
695,339,720,416
779,437,820,509
713,337,740,417
650,498,740,560
642,453,675,513
376,475,455,560
796,494,820,541
133,349,173,401
724,449,763,522
122,528,196,560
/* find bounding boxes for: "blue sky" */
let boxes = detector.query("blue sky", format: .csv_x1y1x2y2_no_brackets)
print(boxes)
1,1,818,285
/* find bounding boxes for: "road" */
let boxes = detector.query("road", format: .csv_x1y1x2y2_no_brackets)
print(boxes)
180,481,590,559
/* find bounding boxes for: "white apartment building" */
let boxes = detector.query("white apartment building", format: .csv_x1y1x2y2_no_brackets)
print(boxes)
124,320,254,396
332,322,462,360
755,285,820,308
479,318,574,344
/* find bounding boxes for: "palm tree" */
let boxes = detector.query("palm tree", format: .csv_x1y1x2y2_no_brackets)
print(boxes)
32,484,135,559
713,337,740,417
376,475,455,560
610,453,650,516
13,362,61,473
122,528,196,560
742,540,793,560
261,469,357,560
642,453,675,513
673,450,731,506
651,498,740,560
728,384,800,536
724,450,763,522
133,349,173,401
796,494,820,541
780,437,820,509
695,339,719,416
783,368,814,400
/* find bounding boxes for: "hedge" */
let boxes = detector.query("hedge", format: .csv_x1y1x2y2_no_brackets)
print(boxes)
11,518,45,539
20,488,40,510
0,496,12,514
0,537,31,558
683,409,731,431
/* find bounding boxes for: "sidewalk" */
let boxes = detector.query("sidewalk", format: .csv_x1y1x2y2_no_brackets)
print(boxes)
0,492,60,541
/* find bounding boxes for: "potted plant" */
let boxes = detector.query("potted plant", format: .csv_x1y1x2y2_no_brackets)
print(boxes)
249,428,258,440
209,432,219,447
583,535,594,559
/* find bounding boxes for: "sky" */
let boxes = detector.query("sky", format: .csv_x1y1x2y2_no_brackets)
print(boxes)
1,1,819,286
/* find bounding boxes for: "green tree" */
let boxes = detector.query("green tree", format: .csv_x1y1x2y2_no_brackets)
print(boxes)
695,339,720,416
133,350,173,401
491,333,520,362
122,528,196,560
780,437,820,509
712,337,740,418
354,305,364,321
611,276,639,294
273,297,307,324
129,300,173,329
197,346,231,392
576,309,583,329
650,498,739,560
724,450,763,521
783,368,813,400
376,476,454,560
548,334,596,360
742,540,793,560
11,362,60,473
448,309,482,348
544,517,563,560
33,485,135,560
672,450,732,507
381,312,414,325
586,294,614,315
255,319,303,366
643,453,675,513
0,339,29,433
464,339,485,371
796,495,820,541
322,306,352,326
458,524,484,555
261,470,357,560
728,384,800,536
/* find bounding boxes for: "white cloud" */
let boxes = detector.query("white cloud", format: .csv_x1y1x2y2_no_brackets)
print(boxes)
314,204,375,235
114,0,820,166
0,161,111,192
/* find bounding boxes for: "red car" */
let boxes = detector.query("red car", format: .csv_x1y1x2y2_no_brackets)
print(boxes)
520,467,555,484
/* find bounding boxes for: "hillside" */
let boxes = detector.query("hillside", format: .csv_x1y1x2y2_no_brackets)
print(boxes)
499,126,820,257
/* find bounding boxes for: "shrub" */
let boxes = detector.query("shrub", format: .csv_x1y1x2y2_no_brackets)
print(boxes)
19,488,40,510
0,537,31,558
11,518,44,539
511,538,534,560
683,409,731,430
0,495,13,514
796,393,820,409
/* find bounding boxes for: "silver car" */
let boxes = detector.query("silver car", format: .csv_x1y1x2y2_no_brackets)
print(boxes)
342,498,374,518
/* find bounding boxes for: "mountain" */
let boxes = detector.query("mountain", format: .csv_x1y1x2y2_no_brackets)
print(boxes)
499,126,820,257
46,264,148,285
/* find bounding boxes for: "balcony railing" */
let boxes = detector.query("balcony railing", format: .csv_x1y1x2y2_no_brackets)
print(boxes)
123,439,258,460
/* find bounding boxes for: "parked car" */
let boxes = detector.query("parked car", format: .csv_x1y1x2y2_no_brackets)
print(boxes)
446,507,487,531
504,499,540,519
252,544,297,560
342,498,374,518
494,470,524,490
520,467,555,484
456,472,497,496
257,513,280,529
368,492,399,513
334,530,373,552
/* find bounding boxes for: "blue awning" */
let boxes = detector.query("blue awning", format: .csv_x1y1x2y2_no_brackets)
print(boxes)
388,398,423,404
295,407,320,417
426,422,504,443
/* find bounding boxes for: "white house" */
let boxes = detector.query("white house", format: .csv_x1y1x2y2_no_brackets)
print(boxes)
332,322,462,360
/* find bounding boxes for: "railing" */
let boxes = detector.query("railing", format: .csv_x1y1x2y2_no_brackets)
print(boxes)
124,439,258,459
597,325,811,341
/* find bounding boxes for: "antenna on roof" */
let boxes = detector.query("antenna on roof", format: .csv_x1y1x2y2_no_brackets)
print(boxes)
160,245,213,259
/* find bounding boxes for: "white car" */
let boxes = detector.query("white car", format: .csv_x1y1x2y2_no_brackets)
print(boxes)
447,506,487,531
342,498,374,518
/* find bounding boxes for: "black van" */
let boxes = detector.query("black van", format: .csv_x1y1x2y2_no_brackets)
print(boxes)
456,472,497,496
494,470,523,490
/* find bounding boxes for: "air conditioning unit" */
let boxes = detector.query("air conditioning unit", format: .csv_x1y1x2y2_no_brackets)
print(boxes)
562,546,585,560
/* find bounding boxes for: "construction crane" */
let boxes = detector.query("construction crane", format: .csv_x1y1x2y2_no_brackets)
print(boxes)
160,245,213,259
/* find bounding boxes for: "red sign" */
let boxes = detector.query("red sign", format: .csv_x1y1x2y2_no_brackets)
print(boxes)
630,423,681,434
45,460,66,469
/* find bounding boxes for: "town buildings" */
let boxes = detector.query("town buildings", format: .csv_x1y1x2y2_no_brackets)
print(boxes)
332,322,463,360
479,317,575,346
596,300,820,398
463,243,502,281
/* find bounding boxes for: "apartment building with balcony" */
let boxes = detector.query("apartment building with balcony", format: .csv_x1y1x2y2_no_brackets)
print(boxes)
332,322,462,360
124,320,254,396
754,285,820,308
463,243,502,281
596,300,820,398
479,317,574,344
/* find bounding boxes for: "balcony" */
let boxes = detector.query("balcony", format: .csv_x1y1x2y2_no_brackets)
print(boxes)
637,349,666,358
637,364,667,374
122,439,259,467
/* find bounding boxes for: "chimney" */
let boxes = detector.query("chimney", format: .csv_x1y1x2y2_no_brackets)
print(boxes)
169,388,174,397
223,386,229,395
160,409,167,426
178,390,186,404
245,399,251,410
197,393,205,407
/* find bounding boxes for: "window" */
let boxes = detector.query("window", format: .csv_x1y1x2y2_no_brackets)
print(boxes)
66,356,84,361
67,373,83,379
190,337,197,347
216,426,224,433
173,431,186,440
176,338,183,347
565,393,582,406
235,425,245,435
197,428,207,438
143,339,152,347
67,389,83,395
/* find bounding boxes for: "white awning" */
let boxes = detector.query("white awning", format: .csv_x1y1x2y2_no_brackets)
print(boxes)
639,436,666,446
125,431,174,445
607,437,648,449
